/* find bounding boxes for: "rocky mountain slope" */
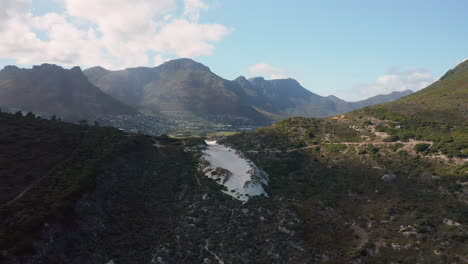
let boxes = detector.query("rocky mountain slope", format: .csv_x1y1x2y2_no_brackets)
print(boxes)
0,64,138,120
233,75,413,118
85,58,412,121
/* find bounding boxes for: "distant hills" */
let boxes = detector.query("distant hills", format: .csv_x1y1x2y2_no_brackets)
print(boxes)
84,58,413,121
0,64,137,120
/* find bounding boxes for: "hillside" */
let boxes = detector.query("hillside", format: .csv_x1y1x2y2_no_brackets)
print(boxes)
0,111,391,264
0,111,331,263
219,61,468,263
0,64,138,120
359,59,468,124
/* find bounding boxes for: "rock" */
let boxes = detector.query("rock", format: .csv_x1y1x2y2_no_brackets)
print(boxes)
381,174,396,182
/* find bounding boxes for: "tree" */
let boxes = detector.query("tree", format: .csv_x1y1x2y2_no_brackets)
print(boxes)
78,120,88,126
414,143,431,153
25,112,35,119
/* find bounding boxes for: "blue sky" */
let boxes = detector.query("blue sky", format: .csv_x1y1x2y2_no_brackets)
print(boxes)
1,0,467,100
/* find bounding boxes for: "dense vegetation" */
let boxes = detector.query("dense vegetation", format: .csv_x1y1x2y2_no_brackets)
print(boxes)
222,117,467,262
0,111,142,255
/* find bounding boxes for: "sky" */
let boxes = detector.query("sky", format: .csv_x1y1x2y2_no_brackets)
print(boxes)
0,0,467,101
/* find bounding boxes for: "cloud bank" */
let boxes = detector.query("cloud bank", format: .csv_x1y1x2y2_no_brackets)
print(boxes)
0,0,229,69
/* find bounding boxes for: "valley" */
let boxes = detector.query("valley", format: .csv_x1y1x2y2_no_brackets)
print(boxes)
1,1,467,263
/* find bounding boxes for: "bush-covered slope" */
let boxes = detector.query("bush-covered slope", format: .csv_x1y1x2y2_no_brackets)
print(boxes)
0,112,360,263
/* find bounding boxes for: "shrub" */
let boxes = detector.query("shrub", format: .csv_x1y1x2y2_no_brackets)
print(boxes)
390,143,404,152
414,143,431,153
384,135,399,142
185,137,206,147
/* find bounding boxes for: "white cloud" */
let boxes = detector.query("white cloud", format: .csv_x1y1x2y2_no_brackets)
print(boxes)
183,0,209,21
0,0,229,69
248,63,287,79
338,68,435,101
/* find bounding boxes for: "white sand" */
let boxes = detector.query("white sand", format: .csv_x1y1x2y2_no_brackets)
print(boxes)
201,141,268,201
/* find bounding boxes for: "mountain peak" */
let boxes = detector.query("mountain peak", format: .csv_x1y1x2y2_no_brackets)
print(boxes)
269,78,301,86
1,65,20,72
158,58,211,72
86,66,108,72
235,76,248,82
327,95,345,103
234,76,249,85
32,63,66,72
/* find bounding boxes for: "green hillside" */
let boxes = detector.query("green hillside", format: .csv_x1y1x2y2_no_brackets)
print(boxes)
347,61,468,159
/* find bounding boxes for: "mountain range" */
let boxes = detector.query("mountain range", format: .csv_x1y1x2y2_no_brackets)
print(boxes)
0,59,413,128
84,58,413,121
